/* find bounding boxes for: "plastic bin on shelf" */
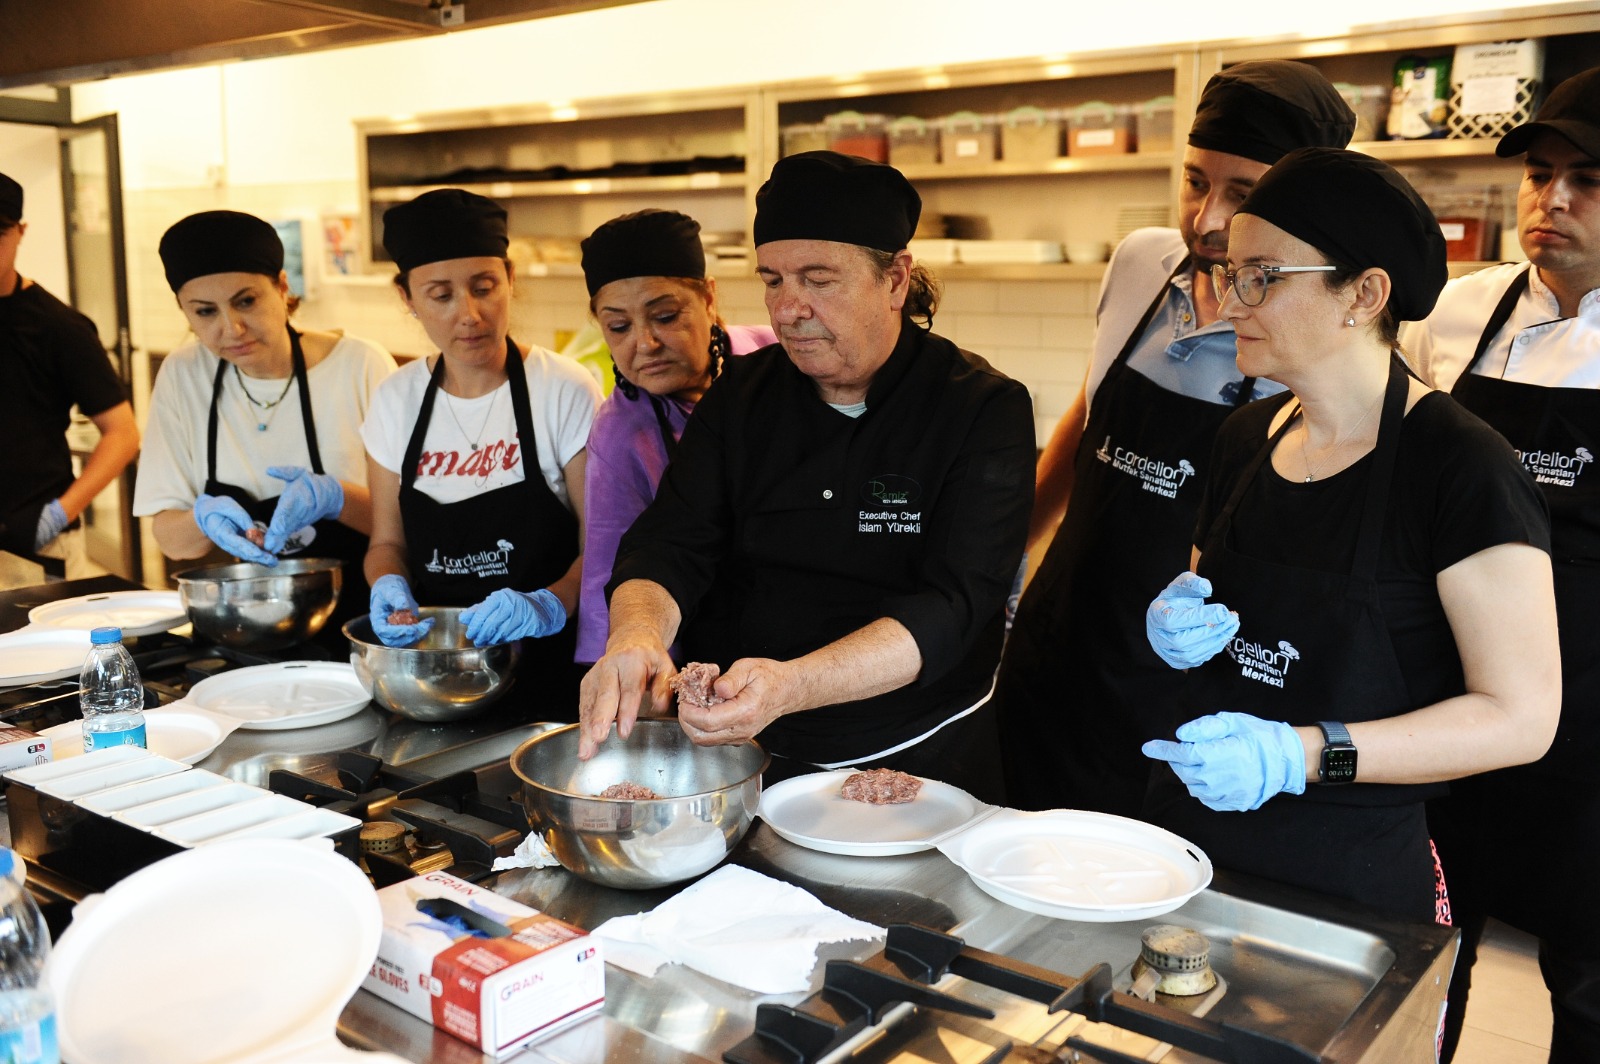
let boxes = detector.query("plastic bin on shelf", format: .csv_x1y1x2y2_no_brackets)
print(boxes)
999,106,1063,163
1135,96,1175,153
887,116,939,166
1426,186,1503,260
940,112,998,166
1067,101,1135,155
780,123,829,158
1336,83,1391,143
824,111,889,162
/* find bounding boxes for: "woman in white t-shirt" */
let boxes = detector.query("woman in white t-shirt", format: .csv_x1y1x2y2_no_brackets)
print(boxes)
135,210,397,635
362,189,599,706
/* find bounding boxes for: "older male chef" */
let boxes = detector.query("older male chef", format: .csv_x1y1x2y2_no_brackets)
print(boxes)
995,62,1357,816
1405,66,1600,1064
577,151,1034,802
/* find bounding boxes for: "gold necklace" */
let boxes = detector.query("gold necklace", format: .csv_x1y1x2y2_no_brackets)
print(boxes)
1299,393,1381,483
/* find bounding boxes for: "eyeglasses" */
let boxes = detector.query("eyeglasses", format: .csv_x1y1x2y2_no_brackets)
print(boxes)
1210,264,1338,307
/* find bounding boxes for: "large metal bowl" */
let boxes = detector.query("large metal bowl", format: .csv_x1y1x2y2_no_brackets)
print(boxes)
173,557,343,652
510,720,768,890
342,607,521,722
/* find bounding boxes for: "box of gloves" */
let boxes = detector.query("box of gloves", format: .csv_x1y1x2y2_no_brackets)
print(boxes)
362,871,605,1056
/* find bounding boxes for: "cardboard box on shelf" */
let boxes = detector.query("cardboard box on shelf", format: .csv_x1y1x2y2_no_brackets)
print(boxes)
1447,39,1544,140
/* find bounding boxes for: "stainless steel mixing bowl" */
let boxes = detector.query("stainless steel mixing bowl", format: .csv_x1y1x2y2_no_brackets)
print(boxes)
173,557,343,652
342,607,521,722
510,720,768,889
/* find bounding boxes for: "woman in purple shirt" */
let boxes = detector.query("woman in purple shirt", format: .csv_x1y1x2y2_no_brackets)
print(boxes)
576,209,775,662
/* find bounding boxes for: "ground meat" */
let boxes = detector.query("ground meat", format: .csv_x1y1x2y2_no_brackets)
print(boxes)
840,768,923,805
671,662,726,710
598,781,662,800
245,527,267,548
387,609,419,626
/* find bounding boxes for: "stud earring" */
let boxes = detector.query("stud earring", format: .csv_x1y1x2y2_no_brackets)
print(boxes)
1345,316,1356,327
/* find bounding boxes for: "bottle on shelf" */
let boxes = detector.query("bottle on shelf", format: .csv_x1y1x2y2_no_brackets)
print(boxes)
79,626,146,753
0,847,58,1064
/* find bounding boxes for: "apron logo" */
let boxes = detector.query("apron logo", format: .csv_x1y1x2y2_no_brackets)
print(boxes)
861,474,920,506
1226,637,1299,688
1519,445,1592,488
1094,436,1196,499
424,539,515,579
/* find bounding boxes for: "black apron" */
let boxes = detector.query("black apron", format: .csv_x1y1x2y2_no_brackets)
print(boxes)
398,339,580,715
1434,267,1600,946
1000,260,1258,816
1147,357,1442,922
204,327,370,646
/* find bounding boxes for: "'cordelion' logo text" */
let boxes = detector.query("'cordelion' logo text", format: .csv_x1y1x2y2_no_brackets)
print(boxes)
1227,637,1300,688
1519,445,1592,488
1095,435,1195,499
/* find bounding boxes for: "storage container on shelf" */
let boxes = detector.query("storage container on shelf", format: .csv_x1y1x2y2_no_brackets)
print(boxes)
824,112,889,162
1134,96,1175,153
1426,186,1503,261
1335,84,1391,143
939,112,998,166
780,123,829,158
999,106,1063,163
886,116,939,167
1389,55,1452,139
1447,39,1544,140
1067,101,1135,155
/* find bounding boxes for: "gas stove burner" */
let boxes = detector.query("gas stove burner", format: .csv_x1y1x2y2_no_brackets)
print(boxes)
1129,923,1217,999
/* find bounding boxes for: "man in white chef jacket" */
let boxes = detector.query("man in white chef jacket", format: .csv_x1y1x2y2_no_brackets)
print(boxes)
994,63,1357,818
1405,65,1600,1064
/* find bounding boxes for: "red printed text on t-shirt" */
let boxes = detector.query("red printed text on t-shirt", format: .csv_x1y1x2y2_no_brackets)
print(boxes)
414,438,521,478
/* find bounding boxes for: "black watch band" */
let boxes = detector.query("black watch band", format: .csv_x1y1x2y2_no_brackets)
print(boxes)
1316,721,1357,785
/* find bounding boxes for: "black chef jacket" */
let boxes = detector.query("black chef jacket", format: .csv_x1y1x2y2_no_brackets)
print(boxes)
609,318,1035,765
0,282,125,558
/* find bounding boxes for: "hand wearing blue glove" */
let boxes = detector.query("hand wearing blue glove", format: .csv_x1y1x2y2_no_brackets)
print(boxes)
1142,712,1307,812
263,466,344,555
33,499,68,550
369,573,434,647
460,588,567,646
194,493,277,566
1146,570,1239,669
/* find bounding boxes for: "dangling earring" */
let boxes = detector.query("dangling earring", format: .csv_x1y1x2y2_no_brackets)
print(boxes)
612,361,639,400
1345,316,1357,327
708,322,730,379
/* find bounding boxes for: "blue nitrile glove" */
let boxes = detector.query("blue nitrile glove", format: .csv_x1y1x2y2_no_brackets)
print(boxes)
263,466,344,554
1145,571,1239,669
194,493,277,566
33,499,68,550
1142,712,1307,812
460,588,567,646
370,573,434,647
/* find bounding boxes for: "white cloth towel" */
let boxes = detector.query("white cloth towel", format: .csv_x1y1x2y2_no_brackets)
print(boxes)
490,832,561,871
591,864,884,994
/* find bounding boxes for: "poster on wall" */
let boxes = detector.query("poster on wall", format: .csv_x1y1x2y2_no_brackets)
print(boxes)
271,218,306,298
322,213,360,276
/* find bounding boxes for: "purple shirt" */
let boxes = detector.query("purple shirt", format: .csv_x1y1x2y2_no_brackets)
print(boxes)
577,324,777,662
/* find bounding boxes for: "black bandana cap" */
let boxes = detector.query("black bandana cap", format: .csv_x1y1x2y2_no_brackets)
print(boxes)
1497,66,1600,160
1236,147,1448,323
1188,60,1357,165
382,188,509,273
159,210,285,294
581,210,706,297
754,150,921,253
0,171,21,222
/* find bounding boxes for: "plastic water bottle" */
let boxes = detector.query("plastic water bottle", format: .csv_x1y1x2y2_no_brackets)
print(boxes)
79,626,146,753
0,847,58,1064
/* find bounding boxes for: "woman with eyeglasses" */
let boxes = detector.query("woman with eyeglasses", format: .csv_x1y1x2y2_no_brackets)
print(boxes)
1139,147,1560,923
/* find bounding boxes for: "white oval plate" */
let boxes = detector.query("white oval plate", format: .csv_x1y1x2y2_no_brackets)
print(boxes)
0,627,92,685
758,769,991,856
186,662,370,731
28,591,188,637
43,706,234,766
936,808,1212,923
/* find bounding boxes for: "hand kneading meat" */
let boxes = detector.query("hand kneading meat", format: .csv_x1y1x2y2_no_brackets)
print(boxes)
387,609,419,626
671,662,726,710
598,781,662,800
840,767,923,804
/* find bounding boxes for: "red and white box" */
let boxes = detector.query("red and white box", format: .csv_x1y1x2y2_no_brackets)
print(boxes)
362,871,604,1056
0,727,52,773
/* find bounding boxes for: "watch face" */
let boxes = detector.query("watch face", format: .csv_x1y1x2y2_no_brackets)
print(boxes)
1322,746,1358,784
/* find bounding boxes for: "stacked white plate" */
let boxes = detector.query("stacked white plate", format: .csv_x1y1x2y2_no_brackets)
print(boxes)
26,590,188,637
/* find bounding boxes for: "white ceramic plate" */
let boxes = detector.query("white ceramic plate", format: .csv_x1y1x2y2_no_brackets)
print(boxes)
936,809,1212,923
42,706,233,766
0,627,92,685
186,661,371,731
28,591,188,637
758,769,992,856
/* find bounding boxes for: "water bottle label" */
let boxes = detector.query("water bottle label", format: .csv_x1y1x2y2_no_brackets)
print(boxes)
0,1012,58,1064
83,722,147,753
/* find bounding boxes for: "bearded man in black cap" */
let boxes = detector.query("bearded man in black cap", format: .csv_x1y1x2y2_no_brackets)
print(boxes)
0,169,139,587
578,151,1034,799
1405,65,1600,1064
996,61,1358,816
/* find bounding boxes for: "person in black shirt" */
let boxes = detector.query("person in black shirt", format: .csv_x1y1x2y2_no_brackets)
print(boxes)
577,152,1034,801
0,170,138,586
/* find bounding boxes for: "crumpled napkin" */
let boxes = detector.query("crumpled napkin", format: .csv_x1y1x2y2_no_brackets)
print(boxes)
591,864,883,994
491,831,562,871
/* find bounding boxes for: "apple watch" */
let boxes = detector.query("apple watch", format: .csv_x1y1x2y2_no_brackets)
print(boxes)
1316,721,1357,785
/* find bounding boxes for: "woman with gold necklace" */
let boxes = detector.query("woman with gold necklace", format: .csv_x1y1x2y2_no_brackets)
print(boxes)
136,210,396,631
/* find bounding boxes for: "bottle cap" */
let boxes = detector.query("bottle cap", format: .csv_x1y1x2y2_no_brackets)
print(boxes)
90,626,124,645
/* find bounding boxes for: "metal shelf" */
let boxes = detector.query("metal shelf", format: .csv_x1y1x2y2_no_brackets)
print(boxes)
897,153,1173,183
1353,138,1513,163
368,171,748,203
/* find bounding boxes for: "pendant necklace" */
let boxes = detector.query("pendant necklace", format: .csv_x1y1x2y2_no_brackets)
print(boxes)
1299,392,1381,483
234,364,295,432
443,385,500,452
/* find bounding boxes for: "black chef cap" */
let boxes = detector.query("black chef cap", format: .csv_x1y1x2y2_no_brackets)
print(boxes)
159,211,285,294
1237,147,1447,323
1497,66,1600,160
581,210,706,298
0,171,21,222
382,188,508,273
1189,61,1357,165
754,150,920,253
